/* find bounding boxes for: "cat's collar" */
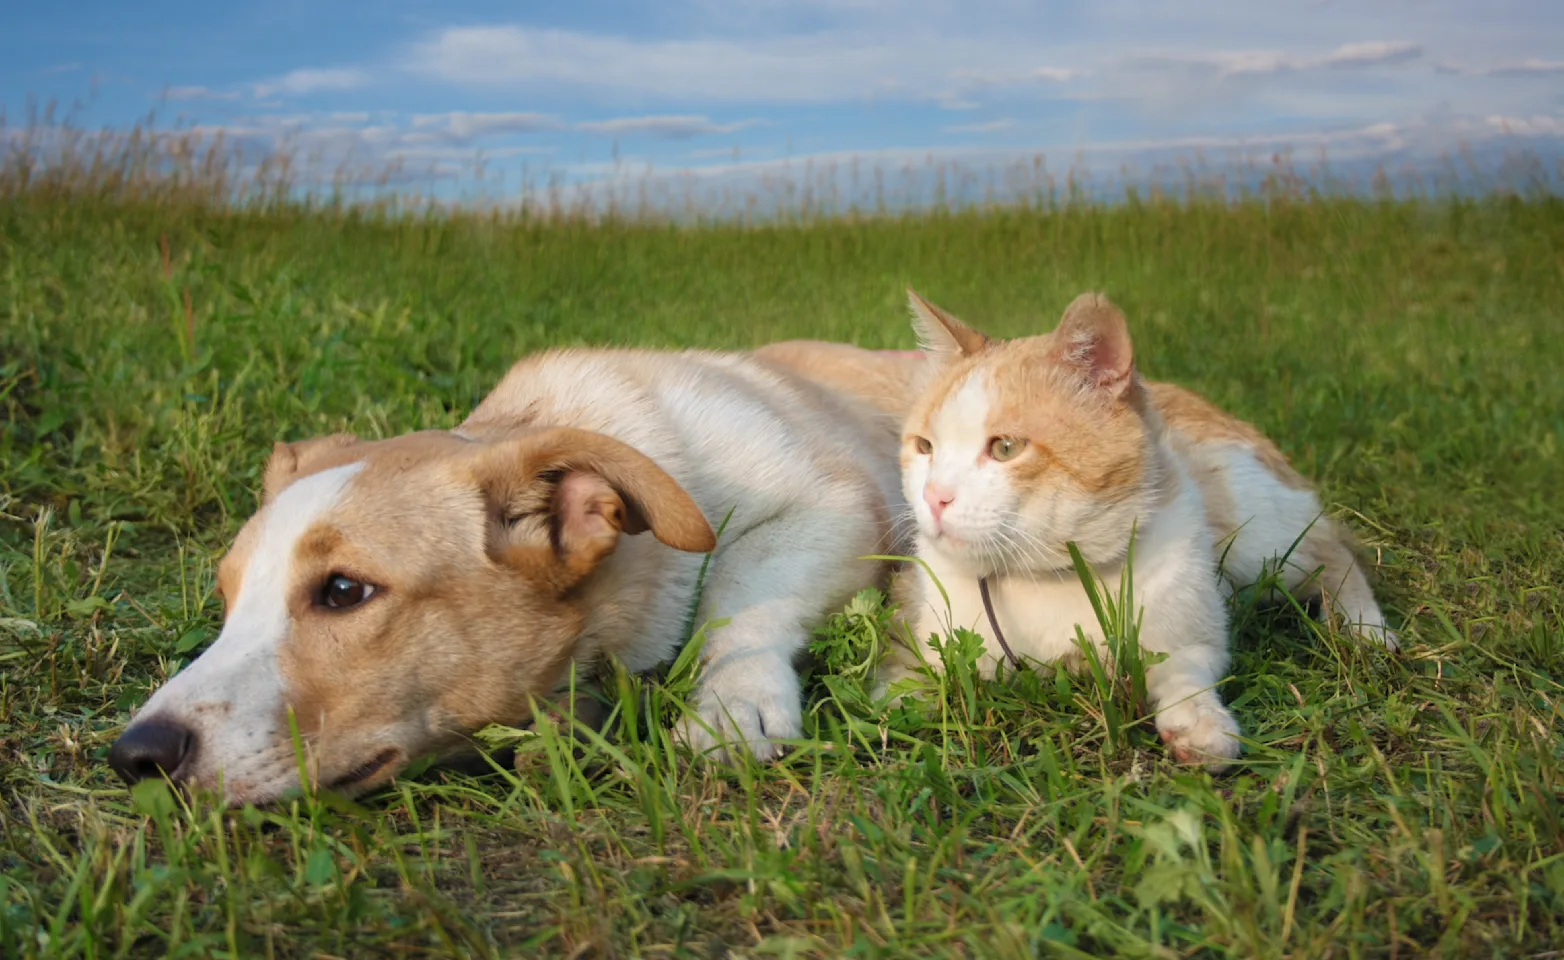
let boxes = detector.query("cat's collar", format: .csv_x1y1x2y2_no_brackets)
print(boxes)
976,576,1024,670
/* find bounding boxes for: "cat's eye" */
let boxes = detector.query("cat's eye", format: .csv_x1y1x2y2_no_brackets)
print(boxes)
319,574,377,610
989,437,1026,462
913,436,933,455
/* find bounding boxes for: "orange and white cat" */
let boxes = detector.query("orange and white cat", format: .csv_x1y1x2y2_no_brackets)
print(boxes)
884,290,1395,768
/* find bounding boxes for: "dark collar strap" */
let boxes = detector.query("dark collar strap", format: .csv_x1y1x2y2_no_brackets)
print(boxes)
977,576,1023,670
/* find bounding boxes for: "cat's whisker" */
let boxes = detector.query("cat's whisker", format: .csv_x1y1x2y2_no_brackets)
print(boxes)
988,526,1044,584
995,533,1045,582
1004,523,1068,565
981,534,1018,582
986,521,1066,576
876,508,922,552
1001,533,1054,582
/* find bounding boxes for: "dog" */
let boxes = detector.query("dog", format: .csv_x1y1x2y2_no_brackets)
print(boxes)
107,341,924,805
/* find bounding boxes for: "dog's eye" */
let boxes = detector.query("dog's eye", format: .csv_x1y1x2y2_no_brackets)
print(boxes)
913,436,933,455
320,574,376,609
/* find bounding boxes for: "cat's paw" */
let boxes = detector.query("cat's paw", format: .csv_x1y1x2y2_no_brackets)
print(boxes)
678,659,802,763
1352,622,1399,651
1327,595,1399,652
869,659,928,705
1156,699,1241,771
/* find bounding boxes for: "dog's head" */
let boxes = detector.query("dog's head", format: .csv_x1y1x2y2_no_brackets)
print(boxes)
107,427,715,804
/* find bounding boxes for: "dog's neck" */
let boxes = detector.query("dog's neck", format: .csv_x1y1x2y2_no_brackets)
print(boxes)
452,417,544,445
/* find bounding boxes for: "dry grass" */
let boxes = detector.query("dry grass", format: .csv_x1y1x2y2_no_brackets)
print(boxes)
5,107,1561,221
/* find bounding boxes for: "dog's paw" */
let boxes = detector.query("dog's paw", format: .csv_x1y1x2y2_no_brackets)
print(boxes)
1156,698,1241,771
678,660,802,763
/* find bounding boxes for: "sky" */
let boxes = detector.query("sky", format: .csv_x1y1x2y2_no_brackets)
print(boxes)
4,0,1562,203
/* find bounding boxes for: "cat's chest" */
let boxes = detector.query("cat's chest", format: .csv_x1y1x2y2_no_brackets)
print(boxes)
936,568,1117,666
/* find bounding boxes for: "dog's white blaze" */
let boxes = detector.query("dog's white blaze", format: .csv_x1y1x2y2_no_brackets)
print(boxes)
134,463,364,772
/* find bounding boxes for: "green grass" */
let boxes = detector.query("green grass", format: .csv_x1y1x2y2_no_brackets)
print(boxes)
1,177,1562,958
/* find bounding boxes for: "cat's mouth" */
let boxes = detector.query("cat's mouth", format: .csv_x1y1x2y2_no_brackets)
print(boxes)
926,526,1045,576
923,526,988,560
922,518,967,542
924,516,983,546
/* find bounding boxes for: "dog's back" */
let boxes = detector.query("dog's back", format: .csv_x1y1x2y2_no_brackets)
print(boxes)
752,339,927,422
460,345,909,540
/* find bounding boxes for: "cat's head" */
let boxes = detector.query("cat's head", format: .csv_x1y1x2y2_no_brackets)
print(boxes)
900,290,1166,575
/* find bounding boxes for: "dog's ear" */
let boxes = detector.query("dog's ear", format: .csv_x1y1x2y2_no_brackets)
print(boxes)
262,434,362,503
472,428,716,590
907,288,991,363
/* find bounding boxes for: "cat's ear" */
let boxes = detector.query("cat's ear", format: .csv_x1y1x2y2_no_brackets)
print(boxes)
1053,292,1135,398
907,289,990,363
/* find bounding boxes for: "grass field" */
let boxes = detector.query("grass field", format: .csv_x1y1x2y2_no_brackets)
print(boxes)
1,146,1562,958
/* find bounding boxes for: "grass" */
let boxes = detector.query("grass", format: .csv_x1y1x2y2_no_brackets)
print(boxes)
1,135,1562,958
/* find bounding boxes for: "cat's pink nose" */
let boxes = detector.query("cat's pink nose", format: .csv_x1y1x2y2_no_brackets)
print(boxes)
923,484,955,521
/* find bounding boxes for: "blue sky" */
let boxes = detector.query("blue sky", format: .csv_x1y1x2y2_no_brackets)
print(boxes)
5,0,1563,200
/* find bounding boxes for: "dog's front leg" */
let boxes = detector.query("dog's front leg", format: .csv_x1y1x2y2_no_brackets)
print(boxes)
679,505,878,762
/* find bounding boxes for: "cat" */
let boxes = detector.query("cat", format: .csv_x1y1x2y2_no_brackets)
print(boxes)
881,290,1396,769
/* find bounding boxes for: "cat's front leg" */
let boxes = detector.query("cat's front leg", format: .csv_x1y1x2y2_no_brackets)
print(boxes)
873,570,953,701
1139,596,1241,770
873,556,1020,699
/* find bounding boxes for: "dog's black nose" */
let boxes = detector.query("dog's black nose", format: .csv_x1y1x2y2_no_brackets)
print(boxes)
107,720,195,785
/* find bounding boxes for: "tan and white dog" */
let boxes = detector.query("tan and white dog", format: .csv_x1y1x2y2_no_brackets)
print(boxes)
107,342,923,805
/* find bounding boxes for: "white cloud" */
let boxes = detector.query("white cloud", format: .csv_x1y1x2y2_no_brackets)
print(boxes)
407,24,1082,106
950,66,1081,87
158,113,550,175
409,111,558,142
939,65,1081,106
689,145,775,159
393,144,553,161
523,108,1564,219
163,85,242,102
1483,58,1564,77
696,0,963,11
553,108,1564,196
1487,114,1564,136
413,26,883,101
394,20,1444,125
1128,40,1422,79
1318,41,1423,69
1423,56,1563,77
944,119,1016,134
252,68,368,99
559,121,1418,188
80,0,1561,198
185,120,400,154
1032,66,1080,83
577,115,758,138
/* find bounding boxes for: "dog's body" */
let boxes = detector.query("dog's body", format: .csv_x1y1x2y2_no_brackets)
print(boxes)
458,345,908,689
109,342,922,805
